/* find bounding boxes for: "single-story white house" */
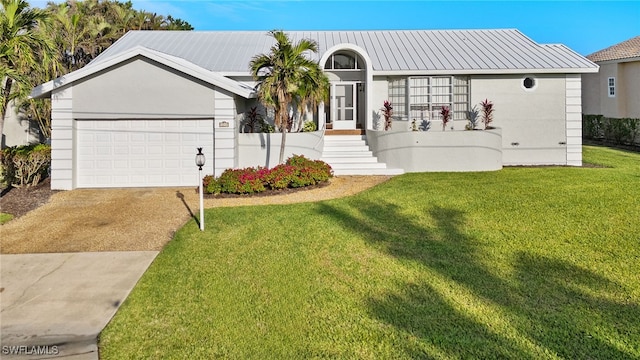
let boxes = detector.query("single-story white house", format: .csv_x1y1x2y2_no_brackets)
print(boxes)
582,35,640,119
31,29,598,190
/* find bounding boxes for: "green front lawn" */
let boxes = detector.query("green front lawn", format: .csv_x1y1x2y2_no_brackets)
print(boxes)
100,145,640,359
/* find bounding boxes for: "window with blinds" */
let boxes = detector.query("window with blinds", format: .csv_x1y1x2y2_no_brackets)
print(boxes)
388,77,407,121
387,76,469,123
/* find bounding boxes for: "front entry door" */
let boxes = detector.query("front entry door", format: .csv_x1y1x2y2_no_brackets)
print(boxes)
332,83,356,130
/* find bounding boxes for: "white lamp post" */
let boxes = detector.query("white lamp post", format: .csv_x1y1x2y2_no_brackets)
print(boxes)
195,147,206,231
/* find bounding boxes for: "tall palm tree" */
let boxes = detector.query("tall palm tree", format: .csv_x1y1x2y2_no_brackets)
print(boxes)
250,30,329,164
0,0,56,142
294,64,329,131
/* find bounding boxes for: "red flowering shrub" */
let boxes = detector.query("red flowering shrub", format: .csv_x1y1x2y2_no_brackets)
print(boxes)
203,155,332,195
216,167,266,194
264,164,297,189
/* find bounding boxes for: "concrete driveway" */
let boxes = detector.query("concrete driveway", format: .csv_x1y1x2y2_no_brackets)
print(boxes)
1,187,200,359
0,177,389,359
1,187,202,254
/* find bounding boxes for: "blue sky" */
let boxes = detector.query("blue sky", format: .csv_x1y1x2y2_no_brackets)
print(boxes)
33,0,640,55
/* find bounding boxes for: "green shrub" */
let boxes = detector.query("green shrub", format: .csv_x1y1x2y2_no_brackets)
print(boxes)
604,118,638,145
203,175,221,195
203,155,332,195
583,115,639,145
302,121,317,132
286,155,332,187
0,144,51,188
582,114,604,140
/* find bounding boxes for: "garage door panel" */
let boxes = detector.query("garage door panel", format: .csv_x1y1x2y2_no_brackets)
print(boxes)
148,146,163,155
113,147,128,155
114,160,128,169
76,119,214,188
130,133,145,141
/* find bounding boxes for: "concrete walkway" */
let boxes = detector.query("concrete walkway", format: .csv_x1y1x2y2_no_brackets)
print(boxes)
1,252,157,359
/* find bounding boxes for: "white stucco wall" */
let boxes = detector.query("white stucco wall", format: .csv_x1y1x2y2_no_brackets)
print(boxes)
237,131,324,169
73,57,216,119
1,101,39,147
367,128,503,172
370,77,389,130
470,74,568,165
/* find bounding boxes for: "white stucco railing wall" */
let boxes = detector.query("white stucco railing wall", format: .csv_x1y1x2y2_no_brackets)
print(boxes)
366,128,503,172
237,131,324,169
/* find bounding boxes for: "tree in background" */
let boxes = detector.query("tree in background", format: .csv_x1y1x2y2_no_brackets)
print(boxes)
1,0,193,144
0,0,57,141
250,30,329,164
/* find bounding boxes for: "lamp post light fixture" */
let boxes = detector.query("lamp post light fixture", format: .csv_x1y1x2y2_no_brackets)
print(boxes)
195,147,206,231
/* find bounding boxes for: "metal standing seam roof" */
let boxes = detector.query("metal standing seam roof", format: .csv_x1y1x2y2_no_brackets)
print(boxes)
92,29,598,74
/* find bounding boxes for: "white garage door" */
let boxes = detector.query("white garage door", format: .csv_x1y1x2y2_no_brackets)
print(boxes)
76,119,214,188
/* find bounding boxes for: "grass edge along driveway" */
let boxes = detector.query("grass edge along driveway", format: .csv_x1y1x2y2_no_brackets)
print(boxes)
100,145,640,359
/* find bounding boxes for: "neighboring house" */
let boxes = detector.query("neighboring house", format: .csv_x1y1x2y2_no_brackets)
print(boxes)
31,29,598,190
582,36,640,119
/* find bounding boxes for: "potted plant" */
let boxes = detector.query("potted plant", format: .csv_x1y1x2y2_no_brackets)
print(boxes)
440,106,451,131
381,100,393,131
480,99,495,130
466,105,480,130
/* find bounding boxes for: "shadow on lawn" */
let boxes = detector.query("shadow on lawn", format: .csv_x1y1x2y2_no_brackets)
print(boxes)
318,200,639,359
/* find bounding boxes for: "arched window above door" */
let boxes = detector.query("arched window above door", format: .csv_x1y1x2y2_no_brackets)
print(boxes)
324,52,363,70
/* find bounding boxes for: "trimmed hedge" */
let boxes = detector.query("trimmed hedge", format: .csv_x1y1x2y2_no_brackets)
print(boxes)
583,115,639,146
0,144,51,188
203,155,333,195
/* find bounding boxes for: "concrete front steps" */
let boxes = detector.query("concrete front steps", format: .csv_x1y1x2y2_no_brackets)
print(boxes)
321,135,404,176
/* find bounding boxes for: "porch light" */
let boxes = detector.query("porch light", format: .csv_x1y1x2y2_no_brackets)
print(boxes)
195,148,206,170
195,147,206,231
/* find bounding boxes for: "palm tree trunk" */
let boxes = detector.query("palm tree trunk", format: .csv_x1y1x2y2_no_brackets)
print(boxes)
279,124,287,164
277,97,288,164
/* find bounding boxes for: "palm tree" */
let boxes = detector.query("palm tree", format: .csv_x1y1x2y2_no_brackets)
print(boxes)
294,64,329,131
250,30,329,164
0,0,56,142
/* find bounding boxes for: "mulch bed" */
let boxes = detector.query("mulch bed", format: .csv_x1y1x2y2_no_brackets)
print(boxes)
204,181,331,199
0,178,57,219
